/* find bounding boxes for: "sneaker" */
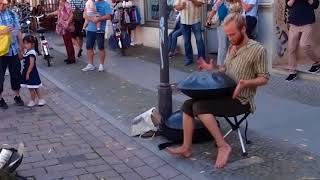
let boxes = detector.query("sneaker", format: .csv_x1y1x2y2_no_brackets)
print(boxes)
82,64,96,72
184,60,194,66
96,29,104,34
285,73,298,81
27,101,36,107
0,98,8,110
14,96,24,106
308,63,320,73
38,99,46,106
98,64,104,72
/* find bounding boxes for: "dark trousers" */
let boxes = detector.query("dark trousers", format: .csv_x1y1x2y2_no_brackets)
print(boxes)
246,16,257,39
63,30,76,62
182,97,250,118
0,55,22,94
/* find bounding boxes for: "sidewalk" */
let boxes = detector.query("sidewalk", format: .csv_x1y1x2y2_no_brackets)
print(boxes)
18,33,320,179
1,78,190,180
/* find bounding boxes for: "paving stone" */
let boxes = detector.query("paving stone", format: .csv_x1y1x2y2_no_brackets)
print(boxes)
146,176,166,180
84,153,100,160
85,164,112,173
102,156,123,165
121,172,143,180
124,156,145,168
134,165,159,178
61,168,87,177
94,169,120,179
23,154,45,163
62,176,80,180
46,164,75,173
112,163,133,173
156,165,181,179
58,154,87,164
86,159,106,166
19,167,46,177
143,156,167,169
79,174,97,180
32,159,59,168
73,161,88,168
170,174,191,180
113,149,135,160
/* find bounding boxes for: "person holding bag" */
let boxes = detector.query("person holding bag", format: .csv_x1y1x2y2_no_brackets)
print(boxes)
0,0,25,110
47,0,76,64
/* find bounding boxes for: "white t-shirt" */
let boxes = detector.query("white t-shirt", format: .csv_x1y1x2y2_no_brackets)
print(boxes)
242,0,258,17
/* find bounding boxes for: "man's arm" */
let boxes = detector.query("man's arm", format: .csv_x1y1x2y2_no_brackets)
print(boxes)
287,0,295,7
175,2,186,11
191,0,204,7
241,0,255,12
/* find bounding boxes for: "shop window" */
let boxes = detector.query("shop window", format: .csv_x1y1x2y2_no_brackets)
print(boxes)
144,0,177,24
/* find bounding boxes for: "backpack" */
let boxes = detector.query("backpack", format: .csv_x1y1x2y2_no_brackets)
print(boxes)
217,2,229,22
73,1,84,21
158,111,216,150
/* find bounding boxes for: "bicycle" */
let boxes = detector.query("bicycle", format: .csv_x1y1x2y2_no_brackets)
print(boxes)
29,14,52,67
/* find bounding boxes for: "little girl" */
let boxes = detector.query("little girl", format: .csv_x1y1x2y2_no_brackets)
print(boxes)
82,0,102,33
21,35,46,107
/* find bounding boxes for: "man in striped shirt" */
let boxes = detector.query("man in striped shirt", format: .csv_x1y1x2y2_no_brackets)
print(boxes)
167,13,269,169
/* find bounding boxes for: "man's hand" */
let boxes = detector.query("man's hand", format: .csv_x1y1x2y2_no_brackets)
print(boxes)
26,74,30,80
232,80,247,99
197,58,215,71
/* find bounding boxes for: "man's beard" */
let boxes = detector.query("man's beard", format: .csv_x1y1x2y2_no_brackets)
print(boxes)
232,33,245,46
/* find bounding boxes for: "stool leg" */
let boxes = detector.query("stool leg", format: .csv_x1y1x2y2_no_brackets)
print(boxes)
223,129,233,138
237,129,248,157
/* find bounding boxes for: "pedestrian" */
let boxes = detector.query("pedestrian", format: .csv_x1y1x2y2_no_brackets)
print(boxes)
20,35,46,107
207,0,242,68
168,11,182,58
0,0,25,110
47,0,76,65
285,0,320,81
174,0,206,66
82,0,112,72
70,0,86,58
167,13,269,169
240,0,258,39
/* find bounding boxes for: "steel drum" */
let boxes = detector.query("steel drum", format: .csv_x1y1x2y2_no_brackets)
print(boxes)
177,71,236,99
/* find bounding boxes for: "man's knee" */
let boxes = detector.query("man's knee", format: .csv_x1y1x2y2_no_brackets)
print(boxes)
182,99,194,116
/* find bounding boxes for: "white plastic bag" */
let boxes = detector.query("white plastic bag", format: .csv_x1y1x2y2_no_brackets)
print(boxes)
131,107,161,137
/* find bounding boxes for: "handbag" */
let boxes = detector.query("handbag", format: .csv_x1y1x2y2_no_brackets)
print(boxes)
0,26,12,56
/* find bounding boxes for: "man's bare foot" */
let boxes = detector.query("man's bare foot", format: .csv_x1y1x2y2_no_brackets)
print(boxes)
166,146,192,158
214,145,232,168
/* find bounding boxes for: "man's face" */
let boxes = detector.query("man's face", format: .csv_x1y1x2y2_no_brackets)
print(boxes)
0,0,9,12
224,21,246,46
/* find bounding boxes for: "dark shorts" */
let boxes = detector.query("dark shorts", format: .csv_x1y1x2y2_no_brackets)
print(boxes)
182,97,250,117
72,19,85,38
86,31,105,50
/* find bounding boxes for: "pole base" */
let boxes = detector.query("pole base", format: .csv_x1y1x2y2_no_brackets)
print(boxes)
158,84,172,122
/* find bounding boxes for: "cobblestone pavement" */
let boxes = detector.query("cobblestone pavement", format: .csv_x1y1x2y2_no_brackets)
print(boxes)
0,79,190,180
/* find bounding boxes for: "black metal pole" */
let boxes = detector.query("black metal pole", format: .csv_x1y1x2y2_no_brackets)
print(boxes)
158,0,172,122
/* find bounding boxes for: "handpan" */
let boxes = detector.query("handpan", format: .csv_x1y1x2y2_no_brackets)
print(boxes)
177,71,236,99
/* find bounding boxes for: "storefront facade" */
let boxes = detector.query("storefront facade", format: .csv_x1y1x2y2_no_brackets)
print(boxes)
132,0,274,69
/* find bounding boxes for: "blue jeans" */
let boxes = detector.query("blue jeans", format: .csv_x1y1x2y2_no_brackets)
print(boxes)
168,21,182,53
181,22,205,62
